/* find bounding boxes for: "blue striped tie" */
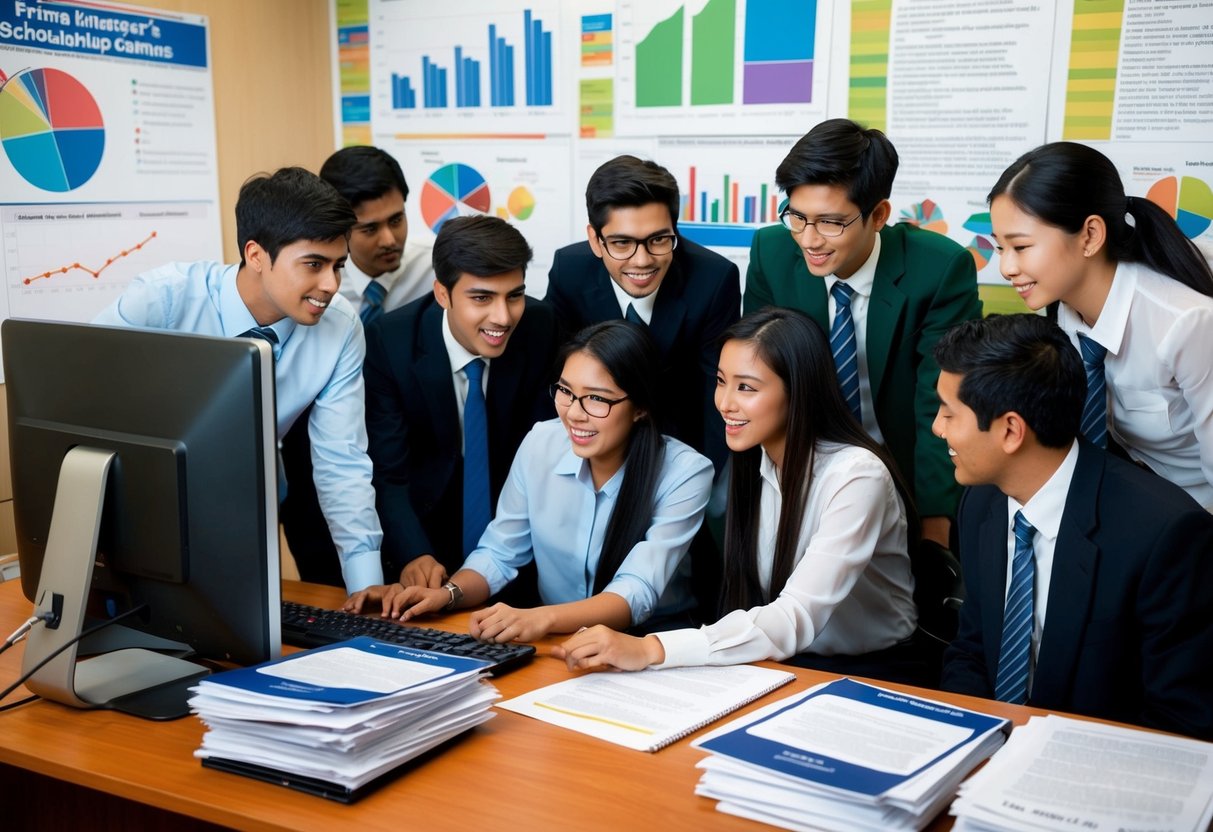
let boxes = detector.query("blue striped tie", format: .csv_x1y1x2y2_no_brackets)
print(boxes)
361,279,387,325
462,358,491,556
1078,334,1108,448
830,282,862,423
995,511,1036,704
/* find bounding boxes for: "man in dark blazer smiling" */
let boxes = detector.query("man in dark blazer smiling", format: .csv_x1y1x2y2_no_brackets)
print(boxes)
364,216,556,589
546,155,739,475
933,314,1213,740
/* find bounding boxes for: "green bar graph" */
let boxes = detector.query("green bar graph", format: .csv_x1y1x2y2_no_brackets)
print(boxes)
636,8,684,107
691,0,734,105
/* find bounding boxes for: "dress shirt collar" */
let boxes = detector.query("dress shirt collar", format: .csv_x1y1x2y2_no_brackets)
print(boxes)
1057,260,1135,357
1007,440,1080,540
219,265,296,350
758,445,782,492
441,308,490,376
607,275,659,324
342,253,400,300
554,440,626,497
824,231,881,298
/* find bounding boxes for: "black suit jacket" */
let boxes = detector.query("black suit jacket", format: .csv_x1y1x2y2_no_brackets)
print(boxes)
942,441,1213,739
363,294,557,576
545,238,739,473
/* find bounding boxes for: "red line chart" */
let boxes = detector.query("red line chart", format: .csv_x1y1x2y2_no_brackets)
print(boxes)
22,231,158,285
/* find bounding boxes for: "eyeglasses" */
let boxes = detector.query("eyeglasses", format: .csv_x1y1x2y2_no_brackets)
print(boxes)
779,209,862,238
550,383,630,417
597,233,679,260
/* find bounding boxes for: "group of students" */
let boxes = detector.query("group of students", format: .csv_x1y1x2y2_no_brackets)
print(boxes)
93,118,1213,741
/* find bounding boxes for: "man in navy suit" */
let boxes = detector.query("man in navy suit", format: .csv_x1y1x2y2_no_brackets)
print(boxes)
933,314,1213,739
545,155,740,474
364,215,556,590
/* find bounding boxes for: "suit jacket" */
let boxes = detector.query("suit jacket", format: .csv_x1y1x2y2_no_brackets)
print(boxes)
942,441,1213,739
545,238,740,473
744,222,980,518
363,294,557,576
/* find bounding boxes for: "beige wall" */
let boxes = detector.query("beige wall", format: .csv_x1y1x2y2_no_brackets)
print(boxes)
0,0,336,553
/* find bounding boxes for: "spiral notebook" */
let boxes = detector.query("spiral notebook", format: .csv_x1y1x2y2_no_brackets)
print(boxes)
497,664,795,752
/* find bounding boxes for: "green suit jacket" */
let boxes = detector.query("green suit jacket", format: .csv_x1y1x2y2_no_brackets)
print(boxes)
744,222,981,518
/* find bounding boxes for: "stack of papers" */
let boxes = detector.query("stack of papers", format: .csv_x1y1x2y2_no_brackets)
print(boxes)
189,636,498,801
952,714,1213,831
691,677,1011,831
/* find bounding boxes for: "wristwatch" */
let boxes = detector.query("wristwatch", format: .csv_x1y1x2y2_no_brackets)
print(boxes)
441,580,464,611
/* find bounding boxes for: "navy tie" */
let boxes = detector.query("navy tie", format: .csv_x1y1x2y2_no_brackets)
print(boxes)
1078,334,1108,448
239,326,279,360
830,282,862,423
995,511,1036,704
361,280,387,325
625,302,645,326
462,358,491,556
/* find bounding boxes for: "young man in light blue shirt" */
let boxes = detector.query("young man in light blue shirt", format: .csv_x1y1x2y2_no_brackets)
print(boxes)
93,167,384,595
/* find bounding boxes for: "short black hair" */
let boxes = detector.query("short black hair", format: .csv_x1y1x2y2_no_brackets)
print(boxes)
933,314,1084,449
585,155,680,234
431,215,532,289
236,167,355,266
319,145,409,208
775,118,898,218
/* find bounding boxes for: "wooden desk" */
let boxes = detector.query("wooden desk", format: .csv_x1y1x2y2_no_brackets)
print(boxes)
0,580,1038,831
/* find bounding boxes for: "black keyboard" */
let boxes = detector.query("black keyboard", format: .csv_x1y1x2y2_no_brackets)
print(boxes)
280,601,535,674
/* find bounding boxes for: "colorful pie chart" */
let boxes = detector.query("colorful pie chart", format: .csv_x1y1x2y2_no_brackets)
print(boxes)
1147,175,1213,239
899,198,947,235
0,67,105,192
420,163,491,232
967,235,995,271
508,186,536,221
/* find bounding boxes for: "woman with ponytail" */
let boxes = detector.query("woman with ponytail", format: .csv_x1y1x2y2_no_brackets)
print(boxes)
554,308,920,680
346,320,712,641
988,142,1213,509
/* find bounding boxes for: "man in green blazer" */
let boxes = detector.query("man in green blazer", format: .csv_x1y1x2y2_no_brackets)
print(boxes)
745,119,981,546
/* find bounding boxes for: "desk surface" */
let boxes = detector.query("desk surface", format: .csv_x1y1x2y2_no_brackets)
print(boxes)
0,580,1041,832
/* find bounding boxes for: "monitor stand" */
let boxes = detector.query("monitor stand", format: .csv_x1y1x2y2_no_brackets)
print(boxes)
21,446,210,720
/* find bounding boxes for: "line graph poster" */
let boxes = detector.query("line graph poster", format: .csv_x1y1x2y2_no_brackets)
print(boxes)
0,0,221,380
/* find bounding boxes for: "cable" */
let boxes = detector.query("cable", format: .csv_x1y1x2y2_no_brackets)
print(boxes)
0,611,59,656
0,604,149,707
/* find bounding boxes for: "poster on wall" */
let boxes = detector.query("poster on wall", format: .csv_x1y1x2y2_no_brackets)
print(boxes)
0,0,222,380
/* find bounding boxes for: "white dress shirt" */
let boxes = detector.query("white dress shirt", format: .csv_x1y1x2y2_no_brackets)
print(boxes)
339,238,435,315
655,441,916,667
1005,440,1079,690
608,277,658,324
1058,255,1213,510
825,234,884,442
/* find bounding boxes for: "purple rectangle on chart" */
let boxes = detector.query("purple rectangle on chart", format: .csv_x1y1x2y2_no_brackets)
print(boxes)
743,61,813,104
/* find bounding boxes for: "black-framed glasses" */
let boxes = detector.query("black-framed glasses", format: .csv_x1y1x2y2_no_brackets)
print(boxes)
779,209,862,238
597,233,678,260
550,383,629,417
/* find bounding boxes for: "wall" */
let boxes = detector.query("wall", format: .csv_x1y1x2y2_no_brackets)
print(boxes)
0,0,336,553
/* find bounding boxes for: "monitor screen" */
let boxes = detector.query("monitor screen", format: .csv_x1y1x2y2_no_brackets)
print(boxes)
3,318,281,717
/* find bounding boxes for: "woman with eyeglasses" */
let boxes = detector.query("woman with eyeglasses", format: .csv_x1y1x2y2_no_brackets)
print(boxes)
553,308,921,680
346,319,713,642
989,142,1213,510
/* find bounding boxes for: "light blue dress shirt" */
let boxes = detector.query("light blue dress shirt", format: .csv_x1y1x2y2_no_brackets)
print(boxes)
461,418,712,626
93,260,384,592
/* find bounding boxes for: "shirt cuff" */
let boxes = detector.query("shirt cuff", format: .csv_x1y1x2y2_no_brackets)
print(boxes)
460,549,511,596
652,626,711,669
340,551,385,594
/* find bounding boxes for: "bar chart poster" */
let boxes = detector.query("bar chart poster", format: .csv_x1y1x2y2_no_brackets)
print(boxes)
615,0,832,137
369,0,571,136
387,137,574,296
0,2,222,379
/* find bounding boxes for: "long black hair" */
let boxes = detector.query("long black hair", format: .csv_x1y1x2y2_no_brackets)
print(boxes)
555,321,665,594
989,142,1213,297
720,308,916,612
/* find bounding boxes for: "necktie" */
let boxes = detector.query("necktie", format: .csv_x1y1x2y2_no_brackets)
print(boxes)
625,302,645,326
1078,333,1108,448
462,358,491,556
361,280,387,325
829,282,862,423
239,326,279,360
995,511,1036,704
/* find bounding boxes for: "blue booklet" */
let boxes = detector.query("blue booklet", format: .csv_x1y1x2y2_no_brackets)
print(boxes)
200,636,491,706
697,677,1009,797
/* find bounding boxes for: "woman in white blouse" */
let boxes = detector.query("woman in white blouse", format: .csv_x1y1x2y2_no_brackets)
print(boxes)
988,142,1213,509
554,308,919,678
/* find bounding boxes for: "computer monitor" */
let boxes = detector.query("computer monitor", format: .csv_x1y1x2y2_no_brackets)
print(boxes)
2,318,282,719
